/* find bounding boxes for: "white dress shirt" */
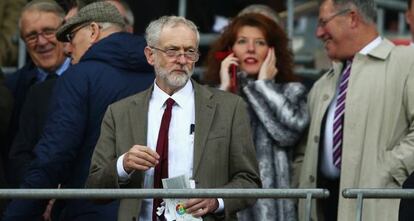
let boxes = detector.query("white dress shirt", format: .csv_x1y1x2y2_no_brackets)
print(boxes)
321,36,382,179
116,80,224,220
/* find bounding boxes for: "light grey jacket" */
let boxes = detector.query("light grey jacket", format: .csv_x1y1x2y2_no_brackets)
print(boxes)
297,39,414,221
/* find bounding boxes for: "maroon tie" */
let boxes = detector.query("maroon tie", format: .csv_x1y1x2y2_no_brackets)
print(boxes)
152,98,175,221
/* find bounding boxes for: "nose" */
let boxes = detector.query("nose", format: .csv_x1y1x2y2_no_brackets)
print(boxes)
37,34,49,45
247,41,255,52
176,53,187,65
315,25,325,39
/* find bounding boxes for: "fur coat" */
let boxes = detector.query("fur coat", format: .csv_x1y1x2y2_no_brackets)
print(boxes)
236,73,309,221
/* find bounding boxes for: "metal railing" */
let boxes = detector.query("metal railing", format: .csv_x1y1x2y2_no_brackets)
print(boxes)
343,188,414,221
376,0,408,35
0,188,329,221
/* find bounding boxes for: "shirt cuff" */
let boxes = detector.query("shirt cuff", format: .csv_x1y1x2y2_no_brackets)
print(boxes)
117,154,131,182
215,198,224,213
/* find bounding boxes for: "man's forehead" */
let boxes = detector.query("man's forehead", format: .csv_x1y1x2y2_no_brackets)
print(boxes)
22,10,62,26
319,1,336,16
22,10,60,21
21,10,61,29
158,24,197,48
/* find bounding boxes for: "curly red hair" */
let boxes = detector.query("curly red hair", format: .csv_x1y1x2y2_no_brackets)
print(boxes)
203,13,300,85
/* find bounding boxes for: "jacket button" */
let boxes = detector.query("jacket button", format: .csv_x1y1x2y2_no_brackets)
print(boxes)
313,136,319,143
309,175,315,183
322,94,330,101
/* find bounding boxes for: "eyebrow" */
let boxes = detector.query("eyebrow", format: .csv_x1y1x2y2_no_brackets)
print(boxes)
164,45,197,50
236,36,266,40
24,27,57,36
25,30,38,36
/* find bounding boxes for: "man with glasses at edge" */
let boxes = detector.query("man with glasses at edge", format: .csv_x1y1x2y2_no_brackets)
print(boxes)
86,15,261,221
295,0,414,221
4,0,70,185
3,2,154,221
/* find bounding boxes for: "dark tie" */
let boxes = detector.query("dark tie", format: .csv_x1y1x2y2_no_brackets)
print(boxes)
152,98,175,221
45,73,58,81
333,60,352,169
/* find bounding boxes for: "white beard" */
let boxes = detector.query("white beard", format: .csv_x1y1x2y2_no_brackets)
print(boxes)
155,64,193,88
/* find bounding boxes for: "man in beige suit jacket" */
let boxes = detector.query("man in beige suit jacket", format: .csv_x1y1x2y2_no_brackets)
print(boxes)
296,0,414,221
86,16,261,221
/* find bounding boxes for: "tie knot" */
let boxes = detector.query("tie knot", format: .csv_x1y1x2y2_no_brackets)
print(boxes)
46,73,58,81
346,59,352,67
165,98,175,109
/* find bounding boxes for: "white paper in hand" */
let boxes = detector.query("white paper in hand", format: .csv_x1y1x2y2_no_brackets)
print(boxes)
162,175,202,221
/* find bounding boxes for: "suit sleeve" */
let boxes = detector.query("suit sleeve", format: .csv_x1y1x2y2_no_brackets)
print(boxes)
389,67,414,185
86,105,120,188
8,85,39,186
0,74,13,148
222,97,262,216
292,82,318,188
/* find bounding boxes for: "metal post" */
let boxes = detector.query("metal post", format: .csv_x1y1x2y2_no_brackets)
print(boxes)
305,193,312,221
18,38,26,69
0,188,329,199
356,193,363,221
398,12,406,35
287,0,295,46
178,0,187,17
376,8,385,35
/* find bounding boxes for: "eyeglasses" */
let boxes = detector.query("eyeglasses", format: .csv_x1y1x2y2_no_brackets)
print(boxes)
24,28,58,45
317,8,351,28
150,46,200,62
65,23,91,42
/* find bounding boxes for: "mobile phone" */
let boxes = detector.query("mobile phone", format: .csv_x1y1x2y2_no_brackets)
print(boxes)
215,51,237,93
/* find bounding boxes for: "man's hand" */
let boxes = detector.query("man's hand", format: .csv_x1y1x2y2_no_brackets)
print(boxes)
122,145,159,173
42,199,55,221
184,198,219,217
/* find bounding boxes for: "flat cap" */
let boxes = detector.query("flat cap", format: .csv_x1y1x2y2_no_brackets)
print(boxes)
56,1,125,42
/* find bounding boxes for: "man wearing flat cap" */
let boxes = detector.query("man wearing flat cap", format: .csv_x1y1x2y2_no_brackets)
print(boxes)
3,2,154,221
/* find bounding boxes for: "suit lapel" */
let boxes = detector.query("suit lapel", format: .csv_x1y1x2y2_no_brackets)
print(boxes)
129,86,153,146
192,81,216,177
127,86,153,187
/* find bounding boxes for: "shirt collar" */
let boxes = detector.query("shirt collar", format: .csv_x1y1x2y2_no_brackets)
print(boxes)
36,57,71,82
359,36,382,55
152,79,194,110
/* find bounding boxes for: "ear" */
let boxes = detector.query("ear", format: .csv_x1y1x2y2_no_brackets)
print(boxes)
349,10,359,28
89,23,101,43
144,46,155,66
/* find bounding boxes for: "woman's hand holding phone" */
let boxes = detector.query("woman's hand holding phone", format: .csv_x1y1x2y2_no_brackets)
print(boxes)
219,52,239,91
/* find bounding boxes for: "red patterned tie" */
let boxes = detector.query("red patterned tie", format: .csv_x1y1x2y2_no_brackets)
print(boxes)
152,98,175,221
333,60,352,169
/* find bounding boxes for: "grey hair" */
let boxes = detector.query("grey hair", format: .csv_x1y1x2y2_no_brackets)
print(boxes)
19,0,65,29
330,0,377,23
145,15,200,47
238,4,282,25
96,22,123,31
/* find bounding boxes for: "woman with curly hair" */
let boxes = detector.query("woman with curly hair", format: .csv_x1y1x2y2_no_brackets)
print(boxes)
204,13,309,221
